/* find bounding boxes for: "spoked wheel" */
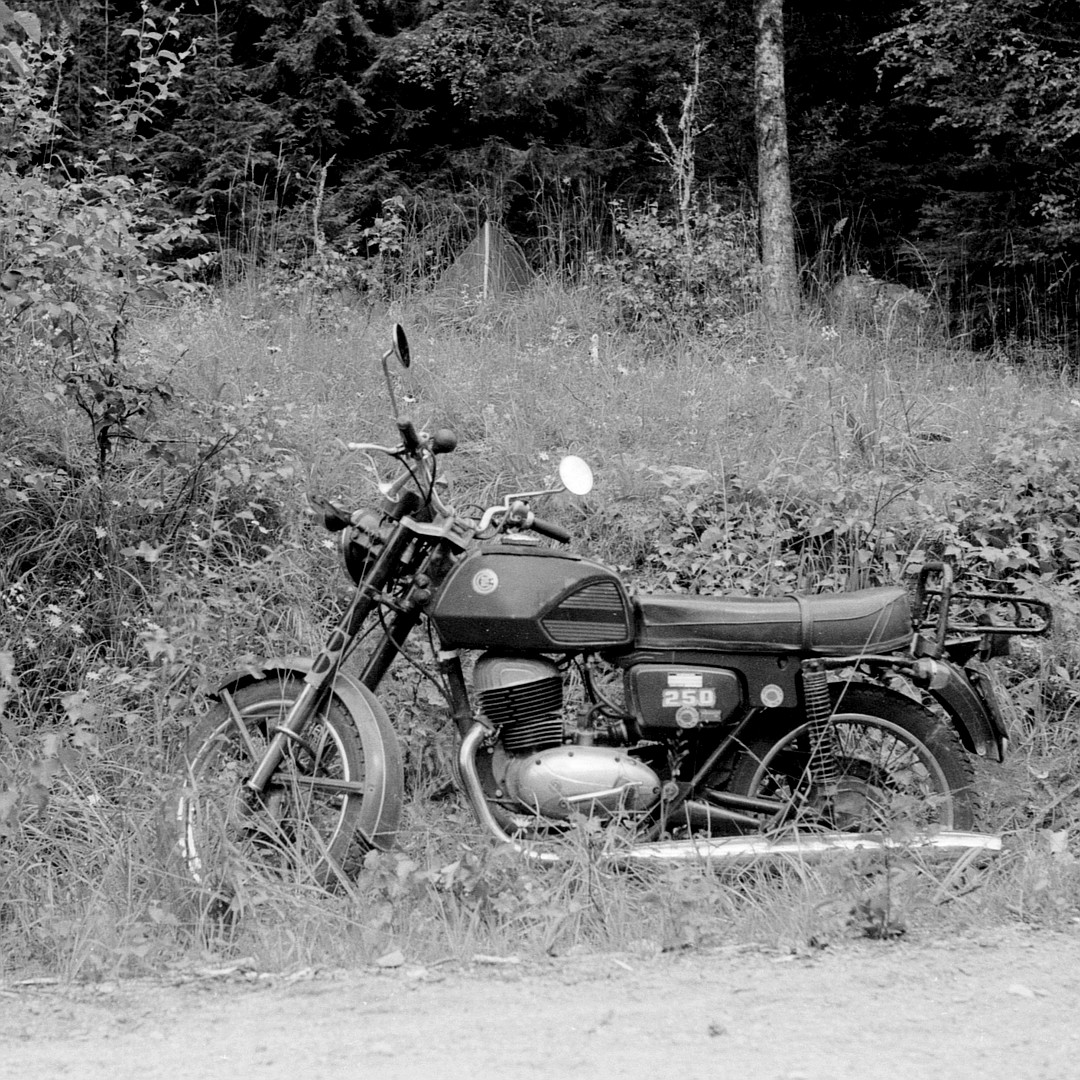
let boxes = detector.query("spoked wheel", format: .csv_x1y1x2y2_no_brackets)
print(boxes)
728,685,977,835
178,675,401,895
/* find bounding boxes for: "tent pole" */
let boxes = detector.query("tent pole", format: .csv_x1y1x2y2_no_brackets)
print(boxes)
483,220,491,300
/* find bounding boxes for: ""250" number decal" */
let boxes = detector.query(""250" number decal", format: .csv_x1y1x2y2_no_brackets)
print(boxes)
661,688,717,708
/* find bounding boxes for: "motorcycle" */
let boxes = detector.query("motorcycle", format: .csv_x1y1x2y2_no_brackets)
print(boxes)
176,325,1052,887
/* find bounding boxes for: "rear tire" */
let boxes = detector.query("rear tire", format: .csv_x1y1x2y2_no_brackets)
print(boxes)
729,684,977,834
177,674,401,893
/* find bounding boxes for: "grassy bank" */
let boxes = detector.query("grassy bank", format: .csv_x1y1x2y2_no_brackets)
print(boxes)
2,281,1079,981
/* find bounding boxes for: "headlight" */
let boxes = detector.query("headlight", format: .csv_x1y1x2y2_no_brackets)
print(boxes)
339,509,390,584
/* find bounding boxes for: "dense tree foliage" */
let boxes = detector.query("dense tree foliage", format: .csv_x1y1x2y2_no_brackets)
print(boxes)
4,0,1080,342
874,0,1080,343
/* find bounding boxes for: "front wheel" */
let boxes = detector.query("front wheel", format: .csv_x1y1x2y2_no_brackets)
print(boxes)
177,674,403,892
728,684,977,835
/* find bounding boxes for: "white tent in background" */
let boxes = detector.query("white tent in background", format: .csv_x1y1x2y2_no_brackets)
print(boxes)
436,219,533,300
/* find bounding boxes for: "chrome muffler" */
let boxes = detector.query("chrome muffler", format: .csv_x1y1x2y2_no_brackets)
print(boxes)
617,830,1001,864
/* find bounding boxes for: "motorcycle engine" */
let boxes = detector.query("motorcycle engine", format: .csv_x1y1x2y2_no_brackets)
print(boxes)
473,655,565,754
473,654,661,819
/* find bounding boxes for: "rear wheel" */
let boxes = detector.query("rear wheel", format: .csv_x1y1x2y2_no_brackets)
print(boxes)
177,675,401,894
728,685,977,835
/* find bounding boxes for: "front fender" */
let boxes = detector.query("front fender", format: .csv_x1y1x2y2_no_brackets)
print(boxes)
215,656,404,851
212,654,317,696
925,658,1007,763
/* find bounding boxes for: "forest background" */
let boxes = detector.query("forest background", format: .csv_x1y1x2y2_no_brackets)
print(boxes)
6,0,1080,341
2,0,1080,976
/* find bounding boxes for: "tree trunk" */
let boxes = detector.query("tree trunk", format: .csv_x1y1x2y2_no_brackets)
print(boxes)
755,0,799,320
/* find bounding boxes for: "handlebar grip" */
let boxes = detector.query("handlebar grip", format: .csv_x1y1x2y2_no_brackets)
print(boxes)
381,488,424,521
398,418,421,454
530,516,572,544
310,495,352,532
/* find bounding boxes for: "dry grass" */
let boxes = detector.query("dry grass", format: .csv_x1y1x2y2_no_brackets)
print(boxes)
2,279,1079,981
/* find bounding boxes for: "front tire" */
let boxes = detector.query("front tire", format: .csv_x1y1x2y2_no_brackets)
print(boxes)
177,674,402,892
729,684,977,835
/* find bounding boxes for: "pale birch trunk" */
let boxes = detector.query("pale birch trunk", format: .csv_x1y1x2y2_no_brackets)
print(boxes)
755,0,799,320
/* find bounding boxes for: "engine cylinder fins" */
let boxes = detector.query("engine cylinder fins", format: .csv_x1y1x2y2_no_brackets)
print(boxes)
500,715,565,754
473,655,566,755
472,655,561,694
477,675,564,753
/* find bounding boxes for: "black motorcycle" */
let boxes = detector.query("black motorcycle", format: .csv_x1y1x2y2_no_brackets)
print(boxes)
177,325,1051,884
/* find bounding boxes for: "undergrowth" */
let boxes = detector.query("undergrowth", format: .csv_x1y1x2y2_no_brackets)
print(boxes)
3,11,1078,984
4,277,1080,980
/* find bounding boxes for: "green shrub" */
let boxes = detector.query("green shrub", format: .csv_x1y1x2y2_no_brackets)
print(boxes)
588,199,759,334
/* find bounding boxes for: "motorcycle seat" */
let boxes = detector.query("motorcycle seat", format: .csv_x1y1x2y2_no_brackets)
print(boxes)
634,586,913,655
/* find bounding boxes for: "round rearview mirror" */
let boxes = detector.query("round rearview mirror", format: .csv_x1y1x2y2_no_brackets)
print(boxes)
391,324,411,368
559,455,594,496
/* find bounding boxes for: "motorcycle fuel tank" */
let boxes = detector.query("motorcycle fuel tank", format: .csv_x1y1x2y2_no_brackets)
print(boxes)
430,544,634,652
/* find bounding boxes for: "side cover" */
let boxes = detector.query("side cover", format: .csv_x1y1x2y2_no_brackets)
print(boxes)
429,545,634,651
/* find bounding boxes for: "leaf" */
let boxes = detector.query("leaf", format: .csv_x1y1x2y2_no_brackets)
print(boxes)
0,650,15,687
120,540,166,563
62,691,98,725
0,41,28,77
14,11,40,43
1043,829,1070,857
71,726,99,752
0,690,15,742
699,525,725,551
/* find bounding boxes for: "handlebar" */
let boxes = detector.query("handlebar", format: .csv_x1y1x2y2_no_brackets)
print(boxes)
343,428,576,545
529,516,571,544
397,418,422,455
346,425,457,460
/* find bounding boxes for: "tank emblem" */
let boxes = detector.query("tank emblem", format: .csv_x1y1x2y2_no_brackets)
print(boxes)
471,568,499,595
760,683,785,707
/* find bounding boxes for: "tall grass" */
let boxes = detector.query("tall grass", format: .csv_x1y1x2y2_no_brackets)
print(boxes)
2,274,1079,982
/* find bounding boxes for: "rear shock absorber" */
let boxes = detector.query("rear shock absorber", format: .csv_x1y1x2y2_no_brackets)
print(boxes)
802,659,840,795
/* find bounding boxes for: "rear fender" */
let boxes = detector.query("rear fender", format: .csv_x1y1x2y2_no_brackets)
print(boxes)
924,659,1006,762
215,656,404,851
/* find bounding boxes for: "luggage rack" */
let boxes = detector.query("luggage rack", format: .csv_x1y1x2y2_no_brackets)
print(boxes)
914,561,1053,656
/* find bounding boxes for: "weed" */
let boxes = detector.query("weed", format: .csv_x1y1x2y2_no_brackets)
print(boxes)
5,175,1080,979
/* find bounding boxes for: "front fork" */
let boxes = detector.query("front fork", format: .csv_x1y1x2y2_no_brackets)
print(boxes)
244,603,368,794
244,527,424,795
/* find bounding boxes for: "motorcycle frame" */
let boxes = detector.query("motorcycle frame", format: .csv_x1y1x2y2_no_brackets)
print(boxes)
231,514,1034,839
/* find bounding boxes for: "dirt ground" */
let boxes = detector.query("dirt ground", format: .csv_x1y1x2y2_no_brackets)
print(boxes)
3,925,1079,1080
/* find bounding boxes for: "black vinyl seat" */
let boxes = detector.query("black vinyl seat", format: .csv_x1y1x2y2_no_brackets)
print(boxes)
634,587,913,656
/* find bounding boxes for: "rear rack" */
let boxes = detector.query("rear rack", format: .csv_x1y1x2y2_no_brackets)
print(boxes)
915,561,1052,653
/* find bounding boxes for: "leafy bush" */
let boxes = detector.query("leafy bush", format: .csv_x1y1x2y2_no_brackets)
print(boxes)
1,18,1078,968
940,410,1080,580
588,199,759,334
1,17,212,476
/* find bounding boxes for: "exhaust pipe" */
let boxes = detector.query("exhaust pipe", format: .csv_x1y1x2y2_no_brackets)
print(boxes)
618,831,1001,864
459,723,1002,866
